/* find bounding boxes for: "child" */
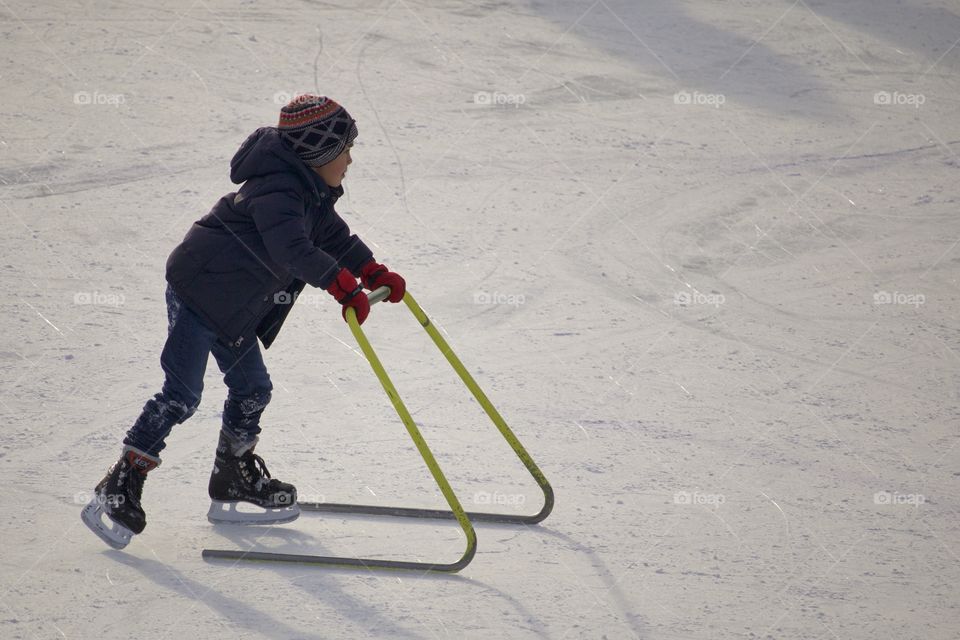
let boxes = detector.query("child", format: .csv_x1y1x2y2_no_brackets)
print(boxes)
82,94,406,549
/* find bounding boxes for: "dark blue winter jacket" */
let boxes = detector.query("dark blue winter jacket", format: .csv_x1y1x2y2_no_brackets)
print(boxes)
165,127,373,351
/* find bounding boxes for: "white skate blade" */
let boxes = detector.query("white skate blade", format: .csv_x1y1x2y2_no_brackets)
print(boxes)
207,500,301,525
81,498,134,550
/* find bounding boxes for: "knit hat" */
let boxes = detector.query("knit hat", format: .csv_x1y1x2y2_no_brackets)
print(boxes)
277,95,358,167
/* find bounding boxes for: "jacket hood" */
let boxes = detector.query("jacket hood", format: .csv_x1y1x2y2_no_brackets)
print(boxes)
230,127,328,198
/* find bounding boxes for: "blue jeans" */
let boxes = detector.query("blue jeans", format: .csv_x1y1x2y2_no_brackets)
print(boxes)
124,285,273,457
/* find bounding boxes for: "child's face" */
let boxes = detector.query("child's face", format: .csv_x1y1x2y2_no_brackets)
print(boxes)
313,144,353,188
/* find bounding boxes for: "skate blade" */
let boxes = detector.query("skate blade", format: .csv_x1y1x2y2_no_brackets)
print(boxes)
207,500,301,525
81,499,134,550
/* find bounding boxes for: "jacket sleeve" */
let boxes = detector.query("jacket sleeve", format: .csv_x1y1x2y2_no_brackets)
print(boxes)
248,190,342,288
315,207,374,276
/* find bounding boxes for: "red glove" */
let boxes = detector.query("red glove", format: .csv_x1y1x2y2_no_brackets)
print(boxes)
360,261,406,303
326,268,370,324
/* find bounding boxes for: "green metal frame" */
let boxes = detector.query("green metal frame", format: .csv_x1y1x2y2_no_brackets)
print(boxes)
202,288,553,572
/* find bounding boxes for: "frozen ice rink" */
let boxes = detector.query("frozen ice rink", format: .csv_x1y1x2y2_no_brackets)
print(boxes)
2,0,959,638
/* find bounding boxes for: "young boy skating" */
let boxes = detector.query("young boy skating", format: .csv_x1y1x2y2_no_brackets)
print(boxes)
82,94,406,549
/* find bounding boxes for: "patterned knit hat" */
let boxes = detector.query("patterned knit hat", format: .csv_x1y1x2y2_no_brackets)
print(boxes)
277,95,358,167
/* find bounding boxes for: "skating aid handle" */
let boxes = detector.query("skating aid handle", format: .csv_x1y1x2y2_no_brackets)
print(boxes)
367,286,393,305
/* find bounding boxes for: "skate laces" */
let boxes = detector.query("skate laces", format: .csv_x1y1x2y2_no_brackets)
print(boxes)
119,460,146,507
128,467,145,503
239,452,272,490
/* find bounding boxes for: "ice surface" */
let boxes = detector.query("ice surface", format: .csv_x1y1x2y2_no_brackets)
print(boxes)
1,0,959,638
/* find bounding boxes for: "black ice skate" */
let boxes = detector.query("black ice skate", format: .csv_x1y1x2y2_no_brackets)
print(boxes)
207,431,300,525
81,447,160,550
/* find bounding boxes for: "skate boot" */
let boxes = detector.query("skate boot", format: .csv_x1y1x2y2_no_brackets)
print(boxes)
207,431,300,525
81,446,160,549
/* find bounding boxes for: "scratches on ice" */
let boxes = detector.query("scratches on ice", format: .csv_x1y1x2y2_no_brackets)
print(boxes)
574,420,590,437
758,489,790,542
19,297,63,335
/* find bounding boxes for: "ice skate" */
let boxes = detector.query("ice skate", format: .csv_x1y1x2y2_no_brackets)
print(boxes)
207,431,300,525
81,447,160,549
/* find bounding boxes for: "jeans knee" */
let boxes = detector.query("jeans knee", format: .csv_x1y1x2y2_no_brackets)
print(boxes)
163,394,199,424
158,383,201,423
230,388,271,416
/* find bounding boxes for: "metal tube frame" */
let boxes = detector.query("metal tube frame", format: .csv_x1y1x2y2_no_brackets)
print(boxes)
202,287,553,572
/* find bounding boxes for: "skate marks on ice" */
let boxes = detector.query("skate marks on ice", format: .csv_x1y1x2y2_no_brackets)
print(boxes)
0,142,206,200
